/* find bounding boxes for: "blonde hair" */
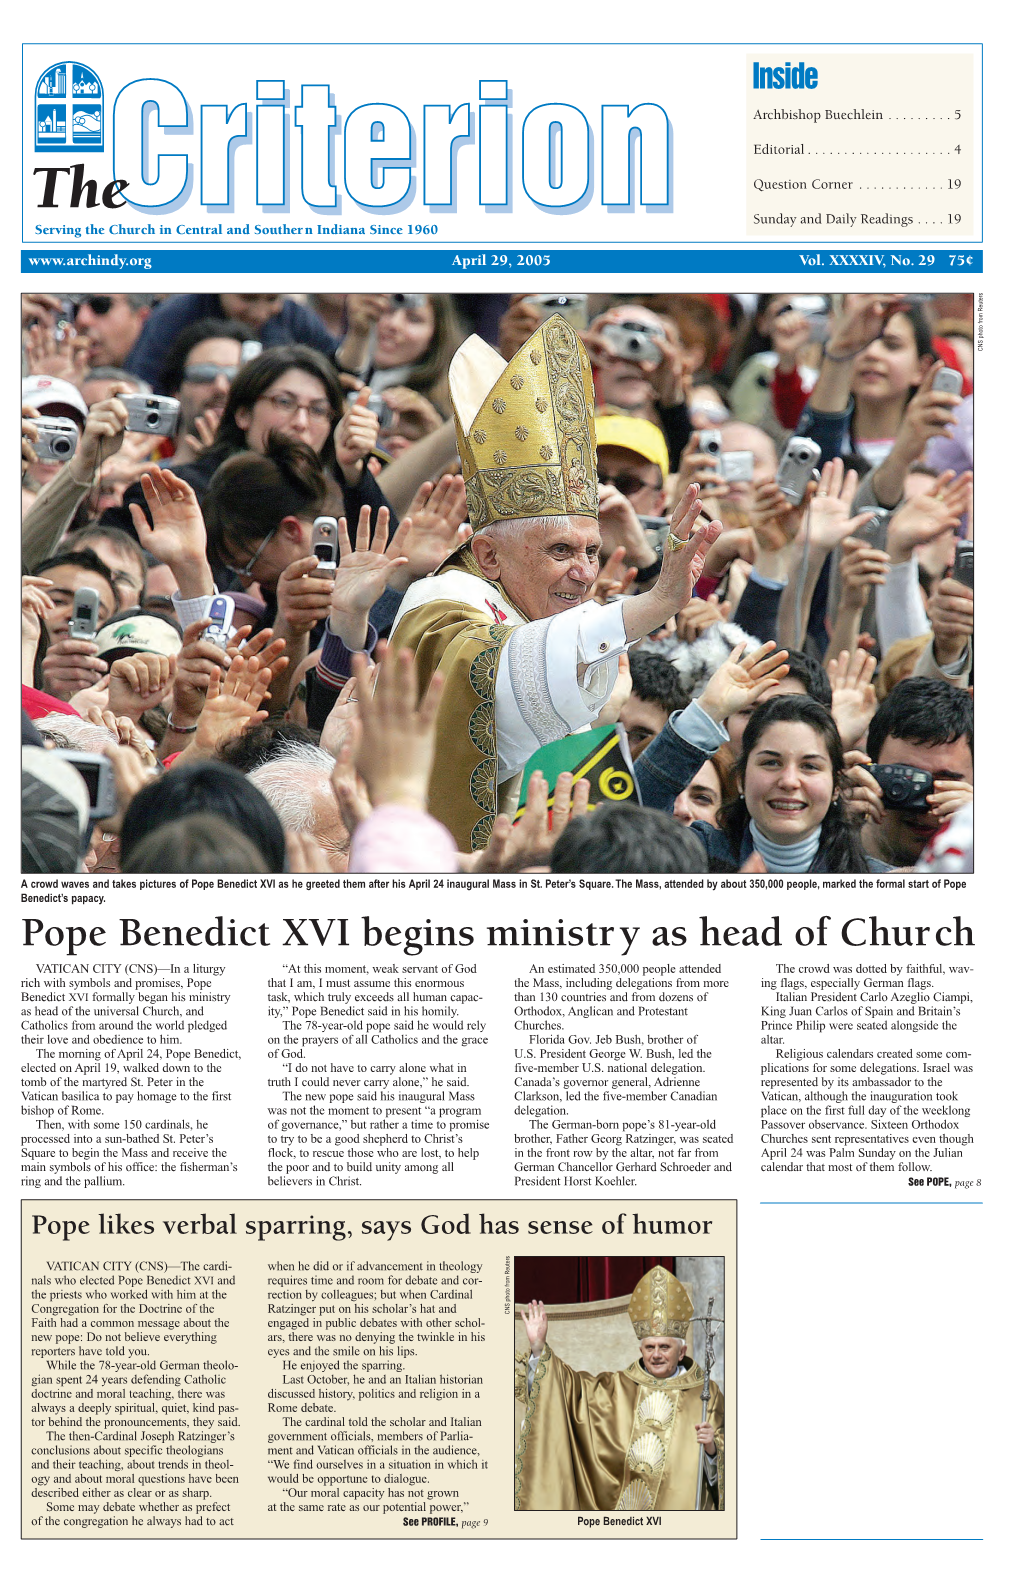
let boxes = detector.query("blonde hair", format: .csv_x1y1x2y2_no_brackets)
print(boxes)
876,635,931,701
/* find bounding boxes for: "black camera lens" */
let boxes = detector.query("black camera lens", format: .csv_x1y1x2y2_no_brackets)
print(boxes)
53,435,73,457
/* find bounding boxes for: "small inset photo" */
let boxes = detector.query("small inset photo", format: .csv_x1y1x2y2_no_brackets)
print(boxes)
513,1255,726,1514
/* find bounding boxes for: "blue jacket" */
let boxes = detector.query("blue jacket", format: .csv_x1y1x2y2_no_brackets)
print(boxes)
125,294,339,393
634,707,890,873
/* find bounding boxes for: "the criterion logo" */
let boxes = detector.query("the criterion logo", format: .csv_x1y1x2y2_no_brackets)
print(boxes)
35,60,104,153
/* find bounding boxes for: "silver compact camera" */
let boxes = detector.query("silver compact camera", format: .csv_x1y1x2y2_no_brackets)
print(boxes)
33,415,79,461
719,451,754,483
857,506,890,544
776,435,822,505
698,428,723,458
600,320,663,368
390,293,427,310
122,393,180,436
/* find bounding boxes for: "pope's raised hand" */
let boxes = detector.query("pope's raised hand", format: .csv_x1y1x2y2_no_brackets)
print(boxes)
646,485,722,620
522,1299,548,1354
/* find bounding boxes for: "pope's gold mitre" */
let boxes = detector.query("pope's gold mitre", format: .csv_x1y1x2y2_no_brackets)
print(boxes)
449,316,598,532
629,1266,693,1341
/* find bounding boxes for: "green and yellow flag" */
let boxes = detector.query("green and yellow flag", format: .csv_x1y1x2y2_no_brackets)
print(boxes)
514,725,639,821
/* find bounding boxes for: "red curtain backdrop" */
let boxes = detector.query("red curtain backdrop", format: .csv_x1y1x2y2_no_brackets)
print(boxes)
513,1255,674,1305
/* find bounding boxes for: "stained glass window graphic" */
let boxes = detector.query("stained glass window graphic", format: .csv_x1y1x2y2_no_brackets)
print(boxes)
35,61,103,152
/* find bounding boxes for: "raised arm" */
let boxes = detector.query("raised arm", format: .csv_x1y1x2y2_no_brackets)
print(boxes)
618,486,723,643
522,1299,548,1355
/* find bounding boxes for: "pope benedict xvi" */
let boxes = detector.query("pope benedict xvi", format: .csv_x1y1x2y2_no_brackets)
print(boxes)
514,1265,723,1511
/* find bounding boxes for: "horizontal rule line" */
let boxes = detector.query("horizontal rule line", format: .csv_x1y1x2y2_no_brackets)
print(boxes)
21,248,983,275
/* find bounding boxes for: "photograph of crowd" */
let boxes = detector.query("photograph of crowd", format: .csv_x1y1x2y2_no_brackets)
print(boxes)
21,288,974,876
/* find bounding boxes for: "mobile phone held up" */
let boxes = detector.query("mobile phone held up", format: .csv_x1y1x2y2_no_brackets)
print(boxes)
204,595,235,650
51,750,118,823
932,367,964,396
68,587,100,641
311,517,339,578
953,541,974,590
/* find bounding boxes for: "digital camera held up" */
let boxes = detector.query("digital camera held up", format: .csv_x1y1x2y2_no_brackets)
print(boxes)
51,751,117,823
865,762,936,812
311,517,339,578
600,320,663,368
776,435,821,505
122,393,180,436
33,415,79,461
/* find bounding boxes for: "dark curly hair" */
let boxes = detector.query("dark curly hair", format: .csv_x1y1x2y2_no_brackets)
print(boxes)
628,651,689,716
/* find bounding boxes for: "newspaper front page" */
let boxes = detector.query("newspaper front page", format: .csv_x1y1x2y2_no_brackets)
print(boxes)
12,18,1004,1576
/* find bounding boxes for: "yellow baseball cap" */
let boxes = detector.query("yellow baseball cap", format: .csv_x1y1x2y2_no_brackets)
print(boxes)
595,409,669,478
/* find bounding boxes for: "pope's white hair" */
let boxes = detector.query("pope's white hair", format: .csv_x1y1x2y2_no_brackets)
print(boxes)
249,741,336,832
35,712,118,752
474,515,572,543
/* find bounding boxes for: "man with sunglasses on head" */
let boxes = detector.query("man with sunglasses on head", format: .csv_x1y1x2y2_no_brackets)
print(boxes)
74,294,156,368
157,318,248,463
124,292,339,393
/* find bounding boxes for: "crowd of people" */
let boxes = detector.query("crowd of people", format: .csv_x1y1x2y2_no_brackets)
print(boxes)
21,289,974,875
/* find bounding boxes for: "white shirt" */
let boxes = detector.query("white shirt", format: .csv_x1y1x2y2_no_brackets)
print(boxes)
391,569,629,782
